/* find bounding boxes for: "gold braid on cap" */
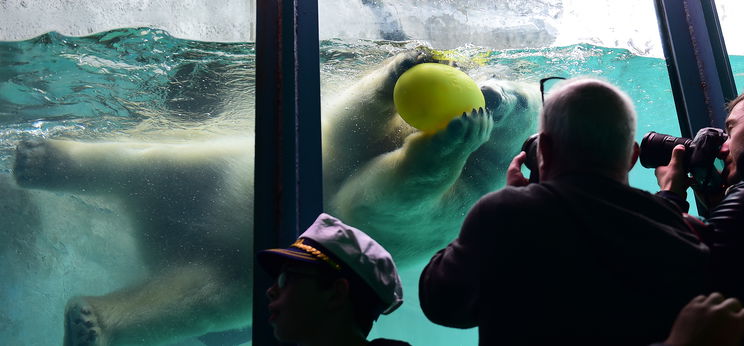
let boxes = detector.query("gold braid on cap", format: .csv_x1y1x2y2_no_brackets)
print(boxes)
291,239,342,271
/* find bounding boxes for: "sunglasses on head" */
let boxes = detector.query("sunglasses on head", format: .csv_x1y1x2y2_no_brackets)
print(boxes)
540,76,567,104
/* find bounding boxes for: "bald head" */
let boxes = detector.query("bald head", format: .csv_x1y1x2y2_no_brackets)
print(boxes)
539,78,637,180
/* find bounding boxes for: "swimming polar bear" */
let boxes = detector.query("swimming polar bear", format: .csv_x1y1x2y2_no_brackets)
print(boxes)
13,50,539,345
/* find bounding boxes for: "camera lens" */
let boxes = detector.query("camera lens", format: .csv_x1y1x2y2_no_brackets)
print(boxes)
639,132,692,168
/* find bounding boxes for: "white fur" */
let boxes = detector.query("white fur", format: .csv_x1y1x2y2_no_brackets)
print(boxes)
14,51,539,345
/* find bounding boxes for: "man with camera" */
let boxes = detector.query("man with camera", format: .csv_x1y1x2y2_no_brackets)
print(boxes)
655,93,744,300
419,78,720,345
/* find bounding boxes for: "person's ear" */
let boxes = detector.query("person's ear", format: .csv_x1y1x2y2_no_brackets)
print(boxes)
538,132,552,179
629,141,640,171
326,278,351,310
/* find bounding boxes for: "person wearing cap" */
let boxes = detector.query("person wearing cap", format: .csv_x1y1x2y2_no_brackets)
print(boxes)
257,213,410,346
419,78,716,345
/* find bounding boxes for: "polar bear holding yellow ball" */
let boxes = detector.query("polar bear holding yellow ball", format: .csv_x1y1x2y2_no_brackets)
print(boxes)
13,49,540,346
326,51,540,262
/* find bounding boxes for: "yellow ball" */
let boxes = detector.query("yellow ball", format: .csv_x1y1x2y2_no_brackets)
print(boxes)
393,63,485,132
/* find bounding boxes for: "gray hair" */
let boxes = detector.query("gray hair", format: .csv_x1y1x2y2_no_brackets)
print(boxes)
539,78,636,171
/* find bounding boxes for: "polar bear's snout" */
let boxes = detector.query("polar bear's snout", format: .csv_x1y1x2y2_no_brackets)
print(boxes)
481,85,503,119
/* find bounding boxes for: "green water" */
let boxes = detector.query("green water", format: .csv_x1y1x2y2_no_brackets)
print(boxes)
0,28,742,346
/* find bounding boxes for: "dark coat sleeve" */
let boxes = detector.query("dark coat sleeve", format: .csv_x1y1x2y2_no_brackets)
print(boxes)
701,182,744,298
659,182,744,298
418,199,486,329
706,182,744,235
655,190,690,213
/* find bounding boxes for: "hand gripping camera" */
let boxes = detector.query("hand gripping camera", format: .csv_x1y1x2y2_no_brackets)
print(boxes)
639,127,728,192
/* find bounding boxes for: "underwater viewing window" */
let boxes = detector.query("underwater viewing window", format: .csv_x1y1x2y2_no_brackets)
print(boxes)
316,0,696,345
716,0,744,93
1,0,742,345
0,1,255,345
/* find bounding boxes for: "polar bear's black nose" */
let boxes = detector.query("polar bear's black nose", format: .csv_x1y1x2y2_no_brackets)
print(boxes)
481,86,502,118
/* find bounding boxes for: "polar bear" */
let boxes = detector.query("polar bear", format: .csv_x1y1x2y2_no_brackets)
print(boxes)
13,50,539,346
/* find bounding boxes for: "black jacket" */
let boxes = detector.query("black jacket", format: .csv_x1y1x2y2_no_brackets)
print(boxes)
661,181,744,299
420,174,711,346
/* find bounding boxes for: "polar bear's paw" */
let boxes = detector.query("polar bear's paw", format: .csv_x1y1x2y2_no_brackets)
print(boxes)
381,49,435,93
14,138,67,188
432,108,494,156
64,298,107,346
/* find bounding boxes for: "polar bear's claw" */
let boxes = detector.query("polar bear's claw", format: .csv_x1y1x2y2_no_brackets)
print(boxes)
65,298,105,346
381,49,435,93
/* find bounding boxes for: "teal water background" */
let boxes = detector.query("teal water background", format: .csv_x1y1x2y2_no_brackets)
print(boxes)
1,28,743,345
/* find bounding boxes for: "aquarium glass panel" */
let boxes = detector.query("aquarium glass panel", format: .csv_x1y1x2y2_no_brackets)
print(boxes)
318,0,684,344
0,1,255,346
716,0,744,94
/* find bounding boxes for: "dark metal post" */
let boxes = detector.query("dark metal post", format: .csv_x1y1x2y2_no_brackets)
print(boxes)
654,0,736,217
253,0,323,344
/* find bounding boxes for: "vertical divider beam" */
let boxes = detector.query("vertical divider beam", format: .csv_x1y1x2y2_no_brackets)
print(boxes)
253,0,323,345
654,0,736,216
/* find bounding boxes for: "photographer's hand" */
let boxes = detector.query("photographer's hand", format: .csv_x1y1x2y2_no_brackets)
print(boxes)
663,293,744,346
655,145,692,198
506,151,529,187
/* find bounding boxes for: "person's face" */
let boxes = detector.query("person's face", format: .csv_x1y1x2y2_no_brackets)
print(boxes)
721,102,744,185
266,260,332,343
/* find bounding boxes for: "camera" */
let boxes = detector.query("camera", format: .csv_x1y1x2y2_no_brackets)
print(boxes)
521,133,540,183
640,127,728,191
521,127,727,190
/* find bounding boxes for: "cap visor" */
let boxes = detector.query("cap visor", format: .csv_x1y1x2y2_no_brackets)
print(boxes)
257,248,319,277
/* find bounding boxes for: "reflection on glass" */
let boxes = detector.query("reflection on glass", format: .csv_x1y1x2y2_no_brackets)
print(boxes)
318,1,681,345
0,3,255,346
716,0,744,94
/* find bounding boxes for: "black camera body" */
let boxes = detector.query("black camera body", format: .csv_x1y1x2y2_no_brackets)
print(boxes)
521,127,727,189
521,133,540,183
639,127,728,191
